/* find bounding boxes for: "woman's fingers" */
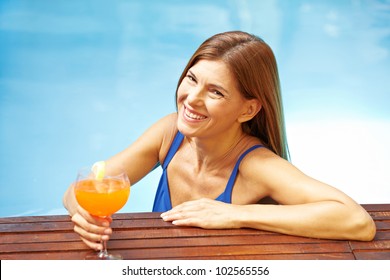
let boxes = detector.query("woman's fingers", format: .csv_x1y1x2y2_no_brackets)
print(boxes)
70,206,112,250
74,225,103,250
71,213,111,235
161,198,222,228
76,206,111,226
161,198,241,229
80,236,101,251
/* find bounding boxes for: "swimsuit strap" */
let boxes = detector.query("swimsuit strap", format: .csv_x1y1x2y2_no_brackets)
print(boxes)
162,131,184,169
153,131,184,212
217,144,264,203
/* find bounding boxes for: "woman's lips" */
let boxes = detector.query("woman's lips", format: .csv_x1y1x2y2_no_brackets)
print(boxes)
184,106,207,121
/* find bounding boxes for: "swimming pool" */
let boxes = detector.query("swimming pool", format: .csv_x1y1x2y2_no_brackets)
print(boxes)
1,0,389,217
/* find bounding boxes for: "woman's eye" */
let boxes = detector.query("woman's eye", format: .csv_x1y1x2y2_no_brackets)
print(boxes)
186,74,196,82
212,90,224,98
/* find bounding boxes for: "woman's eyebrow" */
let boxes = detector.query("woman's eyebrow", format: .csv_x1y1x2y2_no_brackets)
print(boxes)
210,83,228,94
188,70,196,78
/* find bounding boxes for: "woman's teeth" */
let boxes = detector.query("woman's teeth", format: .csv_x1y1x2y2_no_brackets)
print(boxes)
185,108,206,120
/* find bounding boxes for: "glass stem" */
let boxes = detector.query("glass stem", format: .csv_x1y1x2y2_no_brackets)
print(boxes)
99,240,109,258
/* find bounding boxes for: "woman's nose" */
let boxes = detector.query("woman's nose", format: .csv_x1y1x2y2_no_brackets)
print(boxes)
186,87,204,106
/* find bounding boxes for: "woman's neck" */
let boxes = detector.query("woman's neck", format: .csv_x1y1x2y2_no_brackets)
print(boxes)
185,129,249,173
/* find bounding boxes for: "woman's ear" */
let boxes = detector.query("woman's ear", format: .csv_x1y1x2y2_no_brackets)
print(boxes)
238,99,262,123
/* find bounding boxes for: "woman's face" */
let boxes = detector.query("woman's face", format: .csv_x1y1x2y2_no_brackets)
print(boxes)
177,59,253,139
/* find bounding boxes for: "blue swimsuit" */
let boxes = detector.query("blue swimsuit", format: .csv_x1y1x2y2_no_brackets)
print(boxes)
152,131,263,212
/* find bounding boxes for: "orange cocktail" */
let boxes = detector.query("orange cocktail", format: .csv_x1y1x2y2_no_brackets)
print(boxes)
75,179,130,216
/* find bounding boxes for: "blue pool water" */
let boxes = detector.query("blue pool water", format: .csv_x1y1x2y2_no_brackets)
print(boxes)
1,0,389,217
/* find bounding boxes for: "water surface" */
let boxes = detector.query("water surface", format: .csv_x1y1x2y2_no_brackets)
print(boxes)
1,0,389,217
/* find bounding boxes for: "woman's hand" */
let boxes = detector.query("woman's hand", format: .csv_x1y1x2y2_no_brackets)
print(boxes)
70,205,113,250
161,198,240,229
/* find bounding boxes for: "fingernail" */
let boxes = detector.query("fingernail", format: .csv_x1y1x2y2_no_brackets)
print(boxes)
104,229,111,235
102,222,109,227
162,215,169,221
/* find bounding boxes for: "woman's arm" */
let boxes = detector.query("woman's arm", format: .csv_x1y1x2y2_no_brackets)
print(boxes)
63,113,178,249
241,151,376,241
105,113,178,184
239,202,375,241
63,113,177,214
161,149,376,241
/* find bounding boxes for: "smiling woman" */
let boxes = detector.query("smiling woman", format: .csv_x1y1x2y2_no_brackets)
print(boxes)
63,31,376,252
0,0,388,228
175,32,287,160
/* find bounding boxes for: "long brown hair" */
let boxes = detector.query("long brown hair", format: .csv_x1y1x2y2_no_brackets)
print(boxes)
176,31,290,161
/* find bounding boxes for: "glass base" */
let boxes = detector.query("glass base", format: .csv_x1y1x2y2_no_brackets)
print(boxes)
84,250,123,260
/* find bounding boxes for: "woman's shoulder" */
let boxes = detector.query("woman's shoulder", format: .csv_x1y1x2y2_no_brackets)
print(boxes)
131,113,178,159
146,113,178,136
232,140,283,203
157,112,178,140
238,142,309,198
239,143,288,182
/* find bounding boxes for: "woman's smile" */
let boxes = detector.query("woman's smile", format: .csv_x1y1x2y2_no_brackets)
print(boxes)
183,105,207,121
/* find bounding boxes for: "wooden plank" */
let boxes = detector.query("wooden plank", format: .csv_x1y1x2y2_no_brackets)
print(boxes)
112,227,304,241
0,250,355,260
361,204,390,212
0,240,88,254
114,212,165,220
0,231,80,244
0,226,271,244
366,231,390,241
0,212,159,225
0,217,167,233
0,226,264,245
0,221,74,233
349,240,390,250
108,236,345,251
147,252,355,260
353,251,390,260
374,221,390,230
0,250,90,260
0,231,343,253
0,225,338,248
0,215,69,224
0,240,354,260
0,228,263,245
111,218,185,229
369,211,390,220
117,242,352,259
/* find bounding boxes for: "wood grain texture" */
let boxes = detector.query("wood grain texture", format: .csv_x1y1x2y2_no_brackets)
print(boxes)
0,204,389,260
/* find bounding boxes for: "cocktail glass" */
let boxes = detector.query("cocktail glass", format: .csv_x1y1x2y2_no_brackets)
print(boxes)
74,166,130,260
